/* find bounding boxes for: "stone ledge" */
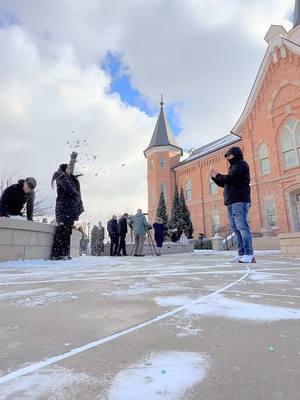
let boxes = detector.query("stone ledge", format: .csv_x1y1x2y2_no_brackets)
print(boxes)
0,218,81,261
279,233,300,258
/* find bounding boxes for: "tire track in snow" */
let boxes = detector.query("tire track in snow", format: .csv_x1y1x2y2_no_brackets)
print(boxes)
0,264,251,385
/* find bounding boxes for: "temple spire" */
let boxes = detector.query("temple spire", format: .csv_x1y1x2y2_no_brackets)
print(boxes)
294,0,300,28
144,96,183,156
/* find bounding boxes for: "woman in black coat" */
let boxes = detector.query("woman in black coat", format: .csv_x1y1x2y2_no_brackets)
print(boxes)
50,164,84,260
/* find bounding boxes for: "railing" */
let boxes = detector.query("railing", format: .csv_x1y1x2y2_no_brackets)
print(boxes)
223,232,236,250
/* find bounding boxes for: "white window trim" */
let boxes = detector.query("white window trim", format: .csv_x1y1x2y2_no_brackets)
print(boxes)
281,119,300,170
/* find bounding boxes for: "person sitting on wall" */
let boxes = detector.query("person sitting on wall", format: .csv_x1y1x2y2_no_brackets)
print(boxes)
0,177,37,221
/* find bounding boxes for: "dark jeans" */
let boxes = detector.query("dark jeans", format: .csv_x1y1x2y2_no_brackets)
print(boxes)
118,234,127,255
227,202,253,256
51,223,73,258
110,236,119,256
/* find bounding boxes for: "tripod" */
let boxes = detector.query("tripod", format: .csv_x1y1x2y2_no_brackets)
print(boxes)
129,230,157,256
146,229,157,256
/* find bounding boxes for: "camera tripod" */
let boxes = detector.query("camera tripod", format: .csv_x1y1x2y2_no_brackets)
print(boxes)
130,229,157,256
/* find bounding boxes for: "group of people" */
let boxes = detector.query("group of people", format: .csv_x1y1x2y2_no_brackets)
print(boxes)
106,211,167,257
0,145,255,263
0,163,84,261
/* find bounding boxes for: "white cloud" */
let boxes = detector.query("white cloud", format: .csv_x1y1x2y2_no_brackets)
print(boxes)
0,0,295,222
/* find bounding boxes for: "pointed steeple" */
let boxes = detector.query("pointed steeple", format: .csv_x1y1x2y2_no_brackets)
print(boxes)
294,0,300,28
144,96,183,156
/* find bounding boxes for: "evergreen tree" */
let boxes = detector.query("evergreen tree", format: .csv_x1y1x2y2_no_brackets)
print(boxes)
179,187,194,239
156,190,168,224
170,185,182,237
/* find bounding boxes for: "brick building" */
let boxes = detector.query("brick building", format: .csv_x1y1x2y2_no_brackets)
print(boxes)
144,1,300,238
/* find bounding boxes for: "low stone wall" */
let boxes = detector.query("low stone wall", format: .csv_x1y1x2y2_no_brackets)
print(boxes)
279,233,300,258
103,241,194,256
0,218,81,261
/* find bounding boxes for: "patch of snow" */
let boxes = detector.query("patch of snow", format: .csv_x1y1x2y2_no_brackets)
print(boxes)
155,294,300,322
0,289,48,301
108,352,209,400
250,272,290,284
0,366,95,400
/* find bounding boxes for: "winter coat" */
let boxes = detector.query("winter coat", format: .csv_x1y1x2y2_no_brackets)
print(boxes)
107,219,119,237
0,180,35,220
55,173,84,224
118,216,128,236
129,212,151,235
212,147,251,206
153,223,167,247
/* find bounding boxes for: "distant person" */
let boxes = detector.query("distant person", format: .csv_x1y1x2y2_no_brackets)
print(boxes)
107,215,120,256
50,164,84,261
91,221,105,256
0,177,37,221
42,218,48,224
118,213,129,256
78,226,88,256
211,146,255,264
129,209,151,257
153,217,167,256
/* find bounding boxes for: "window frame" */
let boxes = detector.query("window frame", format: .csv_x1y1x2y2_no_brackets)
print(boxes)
280,119,300,170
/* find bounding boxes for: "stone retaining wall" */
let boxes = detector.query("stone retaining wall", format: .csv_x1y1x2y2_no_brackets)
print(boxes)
279,233,300,258
103,241,194,256
0,218,81,261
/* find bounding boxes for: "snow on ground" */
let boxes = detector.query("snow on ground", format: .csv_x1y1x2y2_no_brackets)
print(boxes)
249,271,291,284
0,366,96,400
108,352,209,400
155,294,300,322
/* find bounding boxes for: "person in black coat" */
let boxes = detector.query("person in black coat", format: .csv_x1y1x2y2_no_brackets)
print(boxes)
50,164,84,260
117,213,129,256
0,177,37,220
107,215,120,256
211,146,255,264
153,217,167,256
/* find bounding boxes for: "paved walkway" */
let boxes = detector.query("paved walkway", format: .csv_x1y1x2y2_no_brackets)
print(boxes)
0,251,299,399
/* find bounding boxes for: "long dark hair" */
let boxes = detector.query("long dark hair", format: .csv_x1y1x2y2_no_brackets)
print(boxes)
51,164,68,189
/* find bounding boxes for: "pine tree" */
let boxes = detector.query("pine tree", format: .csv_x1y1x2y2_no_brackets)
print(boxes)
179,187,194,239
156,190,168,224
170,185,182,237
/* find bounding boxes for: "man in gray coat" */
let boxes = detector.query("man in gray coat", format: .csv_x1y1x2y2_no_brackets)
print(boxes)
129,209,151,256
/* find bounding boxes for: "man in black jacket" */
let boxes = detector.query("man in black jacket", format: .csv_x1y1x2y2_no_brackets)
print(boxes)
117,213,129,256
0,177,37,221
211,147,255,263
107,215,120,256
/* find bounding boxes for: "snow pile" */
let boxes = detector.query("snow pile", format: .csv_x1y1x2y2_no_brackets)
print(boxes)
0,366,95,400
108,352,209,400
155,294,300,322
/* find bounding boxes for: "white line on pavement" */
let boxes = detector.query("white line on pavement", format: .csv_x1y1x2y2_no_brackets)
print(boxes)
0,265,251,385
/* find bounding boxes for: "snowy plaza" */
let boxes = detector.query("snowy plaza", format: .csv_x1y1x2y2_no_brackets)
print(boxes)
0,251,300,399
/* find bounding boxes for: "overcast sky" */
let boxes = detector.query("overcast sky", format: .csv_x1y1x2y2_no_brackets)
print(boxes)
0,0,295,224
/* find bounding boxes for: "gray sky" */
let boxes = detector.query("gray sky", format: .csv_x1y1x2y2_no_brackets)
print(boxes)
0,0,294,223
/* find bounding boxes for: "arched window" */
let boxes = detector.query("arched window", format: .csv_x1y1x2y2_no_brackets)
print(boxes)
258,143,270,175
160,156,165,168
209,178,217,195
184,179,192,201
265,198,278,228
160,181,167,197
280,118,300,169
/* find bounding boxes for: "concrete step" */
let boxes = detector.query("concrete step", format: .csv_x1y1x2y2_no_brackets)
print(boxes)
253,236,280,250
